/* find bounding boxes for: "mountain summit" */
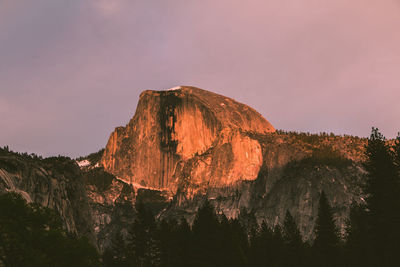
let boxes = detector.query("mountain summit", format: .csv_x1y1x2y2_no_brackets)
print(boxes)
101,86,275,190
99,86,365,241
1,86,367,246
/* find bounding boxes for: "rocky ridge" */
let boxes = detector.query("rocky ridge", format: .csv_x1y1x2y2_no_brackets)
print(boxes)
0,86,369,248
0,151,96,245
100,86,367,240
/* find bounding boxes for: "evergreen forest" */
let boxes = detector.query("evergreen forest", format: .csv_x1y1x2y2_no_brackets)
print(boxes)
103,128,400,267
1,128,400,266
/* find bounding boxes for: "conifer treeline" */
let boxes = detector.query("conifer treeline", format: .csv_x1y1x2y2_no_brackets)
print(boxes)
104,194,341,267
0,193,100,267
104,128,400,267
345,128,400,266
2,128,398,266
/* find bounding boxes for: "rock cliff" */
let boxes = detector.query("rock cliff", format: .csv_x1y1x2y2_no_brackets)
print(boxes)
0,86,369,246
101,86,275,192
164,132,366,239
78,152,170,250
100,86,367,241
0,150,96,245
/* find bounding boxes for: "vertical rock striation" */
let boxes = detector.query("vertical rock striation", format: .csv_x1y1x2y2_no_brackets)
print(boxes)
0,86,369,245
100,86,367,241
101,86,275,192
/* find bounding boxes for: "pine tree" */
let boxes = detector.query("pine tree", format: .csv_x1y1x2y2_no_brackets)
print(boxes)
313,191,340,266
394,133,400,169
0,193,99,267
156,219,174,267
248,221,273,267
282,210,304,266
126,200,160,267
344,202,369,267
191,200,224,267
248,221,286,267
362,128,400,266
173,217,192,267
157,218,192,267
229,218,249,265
238,207,258,236
218,214,247,267
271,224,285,266
282,211,303,247
103,232,129,267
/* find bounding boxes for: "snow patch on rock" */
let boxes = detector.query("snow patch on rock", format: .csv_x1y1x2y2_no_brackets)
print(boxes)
77,159,90,167
167,86,182,91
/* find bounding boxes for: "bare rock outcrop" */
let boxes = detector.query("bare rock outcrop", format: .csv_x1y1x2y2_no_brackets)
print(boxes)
101,86,275,192
0,86,369,244
100,86,367,241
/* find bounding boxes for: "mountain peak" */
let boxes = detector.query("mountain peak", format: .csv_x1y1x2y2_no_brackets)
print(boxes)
101,86,275,190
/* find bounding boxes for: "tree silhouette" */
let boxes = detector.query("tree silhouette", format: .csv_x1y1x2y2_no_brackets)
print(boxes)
126,200,160,267
157,219,174,267
248,221,273,267
362,128,400,266
344,202,369,267
282,210,304,266
157,218,193,267
191,200,223,267
172,217,192,267
0,192,99,267
103,232,129,267
248,221,286,267
313,191,340,266
394,133,400,170
228,218,249,266
238,207,258,236
190,200,249,266
218,214,247,267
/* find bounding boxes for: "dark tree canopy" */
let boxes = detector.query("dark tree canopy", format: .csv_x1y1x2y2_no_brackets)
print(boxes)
126,200,160,267
7,127,400,267
313,191,340,266
99,128,400,267
0,193,99,267
359,128,400,266
282,210,305,266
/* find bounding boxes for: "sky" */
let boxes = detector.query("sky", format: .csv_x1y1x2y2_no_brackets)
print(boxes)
1,0,400,158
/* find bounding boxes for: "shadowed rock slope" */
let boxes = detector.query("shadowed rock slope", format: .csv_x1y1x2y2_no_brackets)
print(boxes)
164,131,366,240
0,150,96,245
0,87,369,245
0,148,168,250
100,86,367,240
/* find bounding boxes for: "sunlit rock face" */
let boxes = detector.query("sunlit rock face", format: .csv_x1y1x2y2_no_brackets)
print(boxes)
100,86,368,241
101,86,275,191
